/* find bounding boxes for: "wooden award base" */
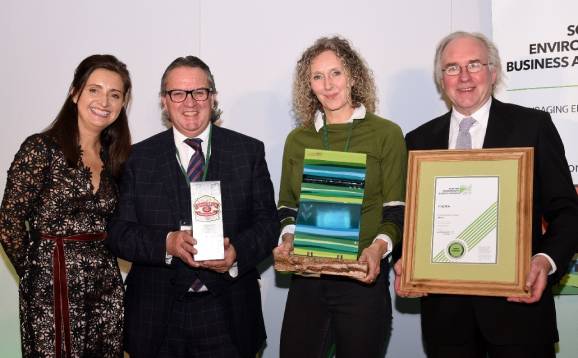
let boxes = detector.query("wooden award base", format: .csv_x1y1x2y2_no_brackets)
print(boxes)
274,255,368,280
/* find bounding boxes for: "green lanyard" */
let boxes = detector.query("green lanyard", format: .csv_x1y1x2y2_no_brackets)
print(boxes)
175,124,212,184
322,115,356,152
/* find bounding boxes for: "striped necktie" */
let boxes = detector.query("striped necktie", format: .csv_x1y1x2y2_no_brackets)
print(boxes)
184,138,205,291
184,138,205,182
456,117,476,149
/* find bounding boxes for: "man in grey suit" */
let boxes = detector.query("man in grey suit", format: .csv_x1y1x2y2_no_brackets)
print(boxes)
395,31,578,357
107,56,279,358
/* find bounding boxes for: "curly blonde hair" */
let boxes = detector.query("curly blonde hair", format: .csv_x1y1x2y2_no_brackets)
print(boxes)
292,36,377,127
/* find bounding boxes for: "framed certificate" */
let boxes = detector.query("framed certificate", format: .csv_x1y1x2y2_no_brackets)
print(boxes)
399,148,533,297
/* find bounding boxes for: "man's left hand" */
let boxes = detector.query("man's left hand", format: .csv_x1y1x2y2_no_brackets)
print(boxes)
357,240,387,284
199,237,237,273
507,255,551,304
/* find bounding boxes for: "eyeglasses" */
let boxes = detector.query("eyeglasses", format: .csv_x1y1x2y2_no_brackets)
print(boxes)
164,88,213,103
442,61,491,76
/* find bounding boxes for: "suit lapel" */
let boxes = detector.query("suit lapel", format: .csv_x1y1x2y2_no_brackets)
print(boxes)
483,98,510,148
432,112,451,149
206,124,223,181
157,129,182,225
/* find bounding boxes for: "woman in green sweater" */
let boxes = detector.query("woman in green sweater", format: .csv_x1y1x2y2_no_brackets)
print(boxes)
274,36,407,358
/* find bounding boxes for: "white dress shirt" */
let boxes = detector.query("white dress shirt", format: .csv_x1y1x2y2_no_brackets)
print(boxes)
448,98,491,150
168,124,238,279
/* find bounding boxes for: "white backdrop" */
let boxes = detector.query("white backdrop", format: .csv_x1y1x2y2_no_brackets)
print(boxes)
1,1,576,357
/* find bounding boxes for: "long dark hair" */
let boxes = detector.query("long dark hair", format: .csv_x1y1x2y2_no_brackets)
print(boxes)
44,54,132,178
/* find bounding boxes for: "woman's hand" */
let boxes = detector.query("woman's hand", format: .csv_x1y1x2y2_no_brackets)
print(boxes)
273,233,294,260
357,240,388,284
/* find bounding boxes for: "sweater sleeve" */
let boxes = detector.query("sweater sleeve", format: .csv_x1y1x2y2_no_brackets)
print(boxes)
277,131,300,231
377,122,407,248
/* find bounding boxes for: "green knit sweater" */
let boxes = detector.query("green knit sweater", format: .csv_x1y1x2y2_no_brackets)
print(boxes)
278,112,407,255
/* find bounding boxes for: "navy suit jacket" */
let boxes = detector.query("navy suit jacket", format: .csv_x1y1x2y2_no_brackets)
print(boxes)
106,125,279,357
405,98,578,345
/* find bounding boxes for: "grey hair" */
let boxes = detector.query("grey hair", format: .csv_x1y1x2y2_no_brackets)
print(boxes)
159,56,222,124
433,31,502,93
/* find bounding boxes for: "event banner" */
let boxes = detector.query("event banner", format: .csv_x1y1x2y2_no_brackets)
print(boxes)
492,0,578,183
293,149,366,260
492,0,578,294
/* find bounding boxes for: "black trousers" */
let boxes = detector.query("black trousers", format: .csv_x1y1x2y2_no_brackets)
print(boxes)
280,261,392,358
426,340,555,358
423,296,555,358
156,292,240,358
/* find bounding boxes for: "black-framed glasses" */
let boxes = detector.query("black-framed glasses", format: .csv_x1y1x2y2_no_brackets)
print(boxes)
442,61,491,76
165,88,213,103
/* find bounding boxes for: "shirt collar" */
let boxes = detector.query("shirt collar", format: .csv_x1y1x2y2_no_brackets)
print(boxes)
451,97,492,128
173,123,211,146
313,104,367,132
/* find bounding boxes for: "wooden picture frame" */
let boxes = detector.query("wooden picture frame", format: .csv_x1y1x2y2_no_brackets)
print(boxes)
400,148,533,297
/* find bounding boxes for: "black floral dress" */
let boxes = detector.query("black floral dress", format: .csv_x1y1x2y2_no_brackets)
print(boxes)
0,134,123,357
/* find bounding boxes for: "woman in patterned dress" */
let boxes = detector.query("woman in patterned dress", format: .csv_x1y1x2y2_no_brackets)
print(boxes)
0,54,132,357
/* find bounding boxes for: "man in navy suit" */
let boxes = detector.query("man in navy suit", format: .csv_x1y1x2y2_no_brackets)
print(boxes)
107,56,279,358
394,32,578,357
